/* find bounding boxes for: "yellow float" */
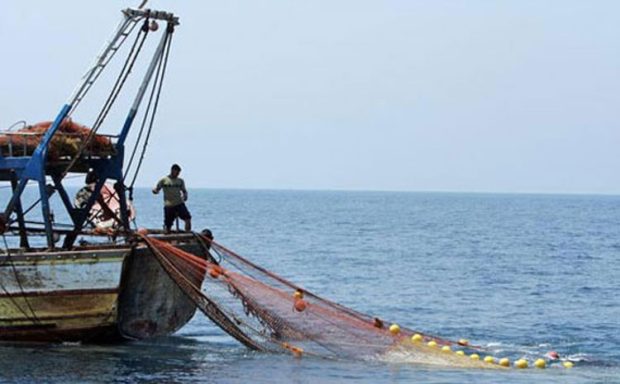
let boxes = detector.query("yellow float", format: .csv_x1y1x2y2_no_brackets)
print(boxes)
534,359,546,369
515,359,528,369
389,324,400,335
499,358,510,367
411,334,423,343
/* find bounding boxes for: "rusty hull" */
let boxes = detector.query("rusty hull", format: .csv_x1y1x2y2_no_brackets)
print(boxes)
117,240,208,339
0,234,207,343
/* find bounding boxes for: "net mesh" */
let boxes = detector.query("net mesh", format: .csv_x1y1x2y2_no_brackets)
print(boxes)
141,235,502,369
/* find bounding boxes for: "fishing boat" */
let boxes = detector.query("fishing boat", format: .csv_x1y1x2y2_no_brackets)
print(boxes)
0,7,210,342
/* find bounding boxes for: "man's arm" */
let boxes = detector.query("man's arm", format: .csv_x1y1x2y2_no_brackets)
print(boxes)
152,179,163,194
181,179,188,201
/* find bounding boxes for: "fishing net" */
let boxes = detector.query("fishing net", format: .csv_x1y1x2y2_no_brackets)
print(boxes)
0,120,114,159
141,235,502,369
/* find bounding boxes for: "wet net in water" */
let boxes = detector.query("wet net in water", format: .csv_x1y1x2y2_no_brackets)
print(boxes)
141,235,502,369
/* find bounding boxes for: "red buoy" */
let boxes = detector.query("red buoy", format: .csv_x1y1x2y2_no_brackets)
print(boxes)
294,299,307,312
209,268,221,279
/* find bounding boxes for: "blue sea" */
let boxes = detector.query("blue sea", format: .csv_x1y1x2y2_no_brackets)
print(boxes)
1,189,619,383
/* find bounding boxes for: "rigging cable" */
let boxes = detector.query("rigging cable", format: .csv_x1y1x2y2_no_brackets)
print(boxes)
123,30,166,181
69,17,142,116
60,18,150,178
125,22,174,189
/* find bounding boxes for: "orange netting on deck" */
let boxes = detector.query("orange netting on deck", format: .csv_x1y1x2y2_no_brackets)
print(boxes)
0,120,114,159
141,235,503,368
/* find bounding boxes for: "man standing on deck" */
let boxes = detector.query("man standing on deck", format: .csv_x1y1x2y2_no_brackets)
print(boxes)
152,164,192,233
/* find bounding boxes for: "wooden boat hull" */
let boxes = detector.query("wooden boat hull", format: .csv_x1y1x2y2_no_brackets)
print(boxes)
0,237,206,343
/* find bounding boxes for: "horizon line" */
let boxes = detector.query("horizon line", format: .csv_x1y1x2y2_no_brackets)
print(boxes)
125,185,620,197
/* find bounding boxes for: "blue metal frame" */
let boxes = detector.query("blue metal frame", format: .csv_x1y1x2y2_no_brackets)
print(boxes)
2,104,72,247
1,8,176,249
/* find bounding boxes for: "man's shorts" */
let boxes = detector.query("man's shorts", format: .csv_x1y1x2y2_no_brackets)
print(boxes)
164,203,192,229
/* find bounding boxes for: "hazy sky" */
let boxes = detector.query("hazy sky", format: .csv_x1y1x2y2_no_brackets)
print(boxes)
1,1,618,194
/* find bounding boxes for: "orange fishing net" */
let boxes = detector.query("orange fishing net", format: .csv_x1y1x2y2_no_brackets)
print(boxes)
0,120,114,159
142,235,503,368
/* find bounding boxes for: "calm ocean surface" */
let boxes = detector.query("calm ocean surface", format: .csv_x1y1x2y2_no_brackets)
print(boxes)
1,189,619,383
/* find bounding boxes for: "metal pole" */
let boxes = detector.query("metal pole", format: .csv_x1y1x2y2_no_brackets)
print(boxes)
37,177,54,249
10,172,29,248
67,14,137,111
117,25,170,147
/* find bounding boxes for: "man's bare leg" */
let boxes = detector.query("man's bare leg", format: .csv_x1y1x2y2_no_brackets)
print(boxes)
184,218,192,232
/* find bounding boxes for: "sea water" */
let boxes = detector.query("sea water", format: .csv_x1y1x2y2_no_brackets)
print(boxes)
1,189,619,383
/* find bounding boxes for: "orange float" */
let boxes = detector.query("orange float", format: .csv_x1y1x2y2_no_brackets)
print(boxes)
294,299,307,312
